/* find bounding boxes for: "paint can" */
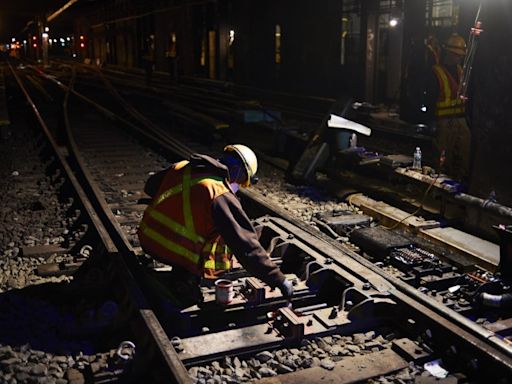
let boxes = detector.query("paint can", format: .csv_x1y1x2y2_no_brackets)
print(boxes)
215,279,234,305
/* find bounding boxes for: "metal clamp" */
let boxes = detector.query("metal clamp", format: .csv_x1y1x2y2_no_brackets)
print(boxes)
116,341,136,361
79,244,93,258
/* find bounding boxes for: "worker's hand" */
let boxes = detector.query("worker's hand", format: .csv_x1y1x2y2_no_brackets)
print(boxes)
279,279,294,299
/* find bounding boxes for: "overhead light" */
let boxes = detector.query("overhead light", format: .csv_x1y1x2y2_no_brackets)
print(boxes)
389,18,399,27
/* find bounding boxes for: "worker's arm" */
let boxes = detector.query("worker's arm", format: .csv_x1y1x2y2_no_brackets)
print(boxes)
212,193,286,289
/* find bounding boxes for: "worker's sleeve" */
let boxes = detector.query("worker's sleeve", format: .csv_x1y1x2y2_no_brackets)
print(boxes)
212,193,286,288
144,168,168,197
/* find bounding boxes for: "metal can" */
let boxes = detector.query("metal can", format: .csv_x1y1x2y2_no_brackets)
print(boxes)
215,279,234,305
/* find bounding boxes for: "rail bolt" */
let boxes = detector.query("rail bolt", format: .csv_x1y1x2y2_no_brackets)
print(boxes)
170,336,181,347
171,337,184,352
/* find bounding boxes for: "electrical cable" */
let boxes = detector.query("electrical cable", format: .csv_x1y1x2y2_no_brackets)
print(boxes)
383,171,439,231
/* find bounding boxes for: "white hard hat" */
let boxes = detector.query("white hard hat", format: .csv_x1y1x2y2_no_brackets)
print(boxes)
223,144,258,187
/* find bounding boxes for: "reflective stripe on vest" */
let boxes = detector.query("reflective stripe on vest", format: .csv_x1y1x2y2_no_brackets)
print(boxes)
139,221,203,266
203,240,231,270
433,64,465,118
139,165,226,270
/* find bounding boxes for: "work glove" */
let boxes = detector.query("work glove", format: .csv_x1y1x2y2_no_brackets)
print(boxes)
279,279,294,299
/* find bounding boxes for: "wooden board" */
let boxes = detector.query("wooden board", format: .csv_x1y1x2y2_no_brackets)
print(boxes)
21,244,68,258
256,348,407,384
419,227,499,269
349,194,440,231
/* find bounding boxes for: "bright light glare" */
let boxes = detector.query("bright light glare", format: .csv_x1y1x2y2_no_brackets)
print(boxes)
389,18,399,27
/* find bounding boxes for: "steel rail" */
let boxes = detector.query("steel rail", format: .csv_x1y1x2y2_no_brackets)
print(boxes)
10,61,191,383
7,62,117,254
29,64,191,159
62,65,191,383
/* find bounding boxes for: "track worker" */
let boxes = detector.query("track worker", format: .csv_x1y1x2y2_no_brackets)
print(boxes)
426,33,471,183
138,144,293,307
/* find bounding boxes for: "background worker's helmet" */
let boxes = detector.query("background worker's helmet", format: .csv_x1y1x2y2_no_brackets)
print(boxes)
444,33,466,56
223,144,258,187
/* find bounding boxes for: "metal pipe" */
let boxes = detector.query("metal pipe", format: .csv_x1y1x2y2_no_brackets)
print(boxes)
453,193,512,220
294,303,328,313
478,293,512,309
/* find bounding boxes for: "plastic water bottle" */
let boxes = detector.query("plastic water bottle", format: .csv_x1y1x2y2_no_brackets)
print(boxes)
413,147,422,169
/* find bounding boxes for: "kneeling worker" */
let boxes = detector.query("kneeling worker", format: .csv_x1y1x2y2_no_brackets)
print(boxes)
138,144,293,307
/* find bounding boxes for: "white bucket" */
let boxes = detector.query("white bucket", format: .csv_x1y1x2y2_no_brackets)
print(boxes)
215,279,234,305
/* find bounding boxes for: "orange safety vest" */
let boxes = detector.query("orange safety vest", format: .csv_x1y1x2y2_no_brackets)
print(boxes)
138,161,232,277
432,64,465,118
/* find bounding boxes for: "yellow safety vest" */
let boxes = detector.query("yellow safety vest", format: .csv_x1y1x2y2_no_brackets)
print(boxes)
138,161,232,276
432,64,465,118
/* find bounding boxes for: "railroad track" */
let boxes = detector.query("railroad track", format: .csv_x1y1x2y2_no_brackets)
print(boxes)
49,59,431,158
5,61,512,383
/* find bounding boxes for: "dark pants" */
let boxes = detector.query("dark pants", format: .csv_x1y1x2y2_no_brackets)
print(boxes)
434,117,471,183
144,262,203,309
